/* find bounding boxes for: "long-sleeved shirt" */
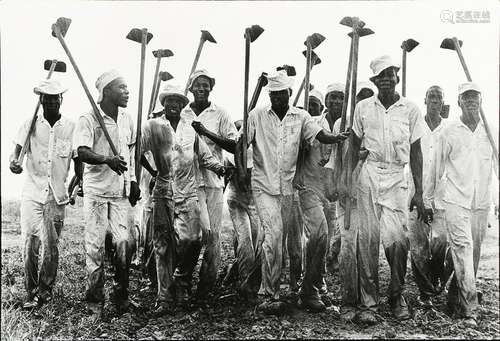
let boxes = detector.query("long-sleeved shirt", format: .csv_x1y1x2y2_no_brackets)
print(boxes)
172,113,224,203
15,114,76,204
247,105,323,196
429,118,494,210
74,109,136,198
181,102,237,189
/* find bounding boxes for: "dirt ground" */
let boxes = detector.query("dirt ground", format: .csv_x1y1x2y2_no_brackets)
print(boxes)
1,198,499,340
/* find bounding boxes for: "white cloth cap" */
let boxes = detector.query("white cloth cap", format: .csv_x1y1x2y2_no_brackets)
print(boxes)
309,89,324,106
265,70,294,92
458,82,481,95
95,69,122,104
158,84,189,107
325,83,345,95
369,55,400,78
357,81,376,95
33,79,68,95
187,69,215,90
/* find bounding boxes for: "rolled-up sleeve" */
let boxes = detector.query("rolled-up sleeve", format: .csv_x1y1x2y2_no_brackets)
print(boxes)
352,104,363,139
408,104,425,144
219,109,238,140
14,119,31,146
74,115,94,149
301,114,322,145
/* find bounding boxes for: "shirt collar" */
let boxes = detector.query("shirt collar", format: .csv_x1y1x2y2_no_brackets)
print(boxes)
38,113,65,127
373,93,407,109
268,105,301,119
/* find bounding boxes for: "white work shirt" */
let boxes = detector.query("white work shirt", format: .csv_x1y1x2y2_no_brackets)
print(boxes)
15,114,76,205
172,113,223,202
352,95,425,210
431,119,494,210
181,102,237,189
352,96,425,167
407,119,446,209
74,109,136,198
296,113,332,197
247,105,323,196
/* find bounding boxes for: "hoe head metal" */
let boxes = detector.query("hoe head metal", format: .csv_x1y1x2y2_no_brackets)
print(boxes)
276,65,297,76
44,60,67,72
152,49,174,58
126,28,153,44
304,33,326,49
401,39,419,52
51,17,72,38
340,16,366,28
245,25,265,42
348,27,374,38
260,72,269,86
440,37,463,50
159,71,174,82
201,30,217,43
302,50,322,66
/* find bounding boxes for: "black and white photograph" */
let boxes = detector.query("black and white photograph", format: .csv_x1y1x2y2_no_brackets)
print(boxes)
1,0,498,339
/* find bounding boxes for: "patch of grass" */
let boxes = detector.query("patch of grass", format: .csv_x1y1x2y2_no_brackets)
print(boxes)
1,304,35,341
1,200,20,233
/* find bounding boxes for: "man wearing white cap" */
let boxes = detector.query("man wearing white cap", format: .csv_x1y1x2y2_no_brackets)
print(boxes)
181,69,237,298
407,85,453,309
346,55,426,323
322,82,346,275
10,79,79,309
427,82,494,327
145,84,226,307
293,89,336,312
246,70,348,315
75,70,141,314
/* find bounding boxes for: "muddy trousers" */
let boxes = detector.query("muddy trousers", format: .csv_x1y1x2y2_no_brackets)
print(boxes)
254,191,296,299
20,191,65,300
281,192,303,291
174,196,204,292
357,190,409,311
324,201,339,278
227,191,263,295
152,197,175,302
337,205,361,311
141,208,156,285
196,187,223,295
84,195,131,303
298,189,328,299
444,203,488,317
408,209,452,297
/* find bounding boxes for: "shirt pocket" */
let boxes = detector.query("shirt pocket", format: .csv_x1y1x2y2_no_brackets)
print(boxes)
54,138,72,158
390,116,410,162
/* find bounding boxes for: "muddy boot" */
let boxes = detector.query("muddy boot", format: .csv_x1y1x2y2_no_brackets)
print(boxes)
257,298,287,316
390,295,411,320
22,294,39,310
340,306,357,322
222,260,239,287
298,295,326,313
416,294,433,309
357,310,378,325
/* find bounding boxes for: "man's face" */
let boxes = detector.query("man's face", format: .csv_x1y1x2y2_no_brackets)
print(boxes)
325,91,344,116
372,67,399,95
459,90,481,122
190,76,212,102
104,77,129,108
356,88,374,103
40,94,62,114
163,96,185,117
269,89,290,113
425,88,444,116
308,96,323,117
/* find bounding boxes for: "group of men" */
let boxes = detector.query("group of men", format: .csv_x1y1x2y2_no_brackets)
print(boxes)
10,53,495,328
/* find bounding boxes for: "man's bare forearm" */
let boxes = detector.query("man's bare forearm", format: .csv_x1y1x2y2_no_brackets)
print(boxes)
140,154,157,177
410,139,423,195
201,129,237,154
74,157,84,179
77,146,109,165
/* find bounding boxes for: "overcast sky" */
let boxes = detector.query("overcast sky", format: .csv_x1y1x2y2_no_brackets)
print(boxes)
1,0,498,199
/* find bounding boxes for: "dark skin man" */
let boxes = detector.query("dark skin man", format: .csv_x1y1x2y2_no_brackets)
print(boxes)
77,77,141,206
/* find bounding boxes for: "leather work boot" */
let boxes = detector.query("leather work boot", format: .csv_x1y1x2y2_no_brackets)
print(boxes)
22,295,39,310
257,299,287,316
340,306,357,322
390,295,411,320
298,296,326,313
